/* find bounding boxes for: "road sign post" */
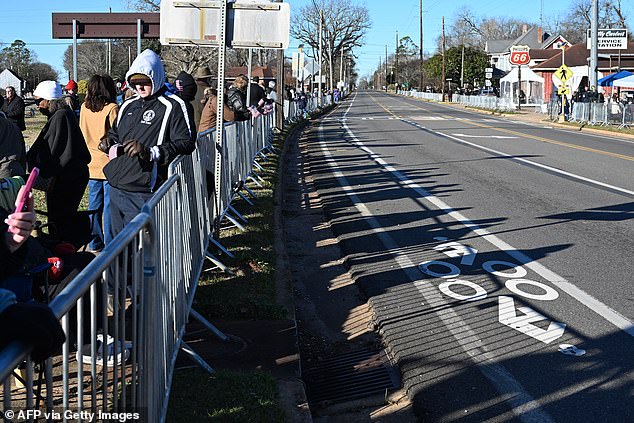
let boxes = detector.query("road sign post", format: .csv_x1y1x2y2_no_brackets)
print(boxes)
553,64,572,122
510,45,530,111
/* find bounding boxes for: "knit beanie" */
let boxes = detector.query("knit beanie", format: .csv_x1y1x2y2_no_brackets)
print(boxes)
33,81,63,100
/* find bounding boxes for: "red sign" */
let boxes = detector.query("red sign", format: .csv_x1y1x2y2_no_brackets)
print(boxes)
509,50,530,66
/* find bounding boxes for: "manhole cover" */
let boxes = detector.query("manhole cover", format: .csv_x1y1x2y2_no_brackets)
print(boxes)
303,348,399,406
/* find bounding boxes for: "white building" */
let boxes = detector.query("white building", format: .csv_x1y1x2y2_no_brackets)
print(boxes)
0,69,26,96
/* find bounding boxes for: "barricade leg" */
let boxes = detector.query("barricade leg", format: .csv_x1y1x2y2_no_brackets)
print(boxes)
243,185,258,199
248,175,264,187
253,161,265,173
209,236,235,259
205,251,233,274
228,205,248,224
179,342,215,374
237,191,254,206
190,309,229,341
223,212,246,232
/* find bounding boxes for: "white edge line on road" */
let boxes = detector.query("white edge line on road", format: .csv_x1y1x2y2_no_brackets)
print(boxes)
317,93,555,423
355,93,634,337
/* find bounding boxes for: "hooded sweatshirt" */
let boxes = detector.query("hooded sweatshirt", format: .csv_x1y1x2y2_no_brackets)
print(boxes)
103,49,195,193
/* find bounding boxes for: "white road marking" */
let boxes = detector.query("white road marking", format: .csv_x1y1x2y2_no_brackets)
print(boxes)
375,109,634,337
498,296,567,344
452,133,518,139
318,93,556,423
407,120,634,197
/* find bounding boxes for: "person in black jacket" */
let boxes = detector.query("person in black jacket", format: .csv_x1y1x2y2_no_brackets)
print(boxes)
175,71,197,134
2,86,26,131
0,116,26,178
27,81,91,242
248,76,266,107
226,74,251,121
101,49,195,240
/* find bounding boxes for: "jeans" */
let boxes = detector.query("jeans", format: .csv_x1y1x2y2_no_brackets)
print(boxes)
88,179,111,251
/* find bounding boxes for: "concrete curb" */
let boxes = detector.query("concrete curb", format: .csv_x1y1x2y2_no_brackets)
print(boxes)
273,121,313,423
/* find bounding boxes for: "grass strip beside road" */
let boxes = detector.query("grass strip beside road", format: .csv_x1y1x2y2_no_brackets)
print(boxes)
167,369,285,422
167,123,303,422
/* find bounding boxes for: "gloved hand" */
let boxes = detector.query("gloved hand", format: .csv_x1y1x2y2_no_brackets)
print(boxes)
98,135,115,154
123,139,150,162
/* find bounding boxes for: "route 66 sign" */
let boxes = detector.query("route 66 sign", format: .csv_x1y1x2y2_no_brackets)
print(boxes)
509,45,530,66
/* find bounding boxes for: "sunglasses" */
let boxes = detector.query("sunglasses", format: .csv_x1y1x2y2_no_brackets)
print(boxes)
33,97,44,106
131,79,152,87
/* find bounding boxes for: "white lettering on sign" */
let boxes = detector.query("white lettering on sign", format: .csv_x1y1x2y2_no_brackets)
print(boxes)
505,279,559,301
434,242,478,266
482,260,528,278
418,260,461,278
498,296,566,344
439,279,488,301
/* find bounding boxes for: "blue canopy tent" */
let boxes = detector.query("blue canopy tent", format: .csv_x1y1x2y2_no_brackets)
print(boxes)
598,70,633,87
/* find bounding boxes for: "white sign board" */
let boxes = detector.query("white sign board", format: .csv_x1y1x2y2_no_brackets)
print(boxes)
586,28,628,50
160,0,290,49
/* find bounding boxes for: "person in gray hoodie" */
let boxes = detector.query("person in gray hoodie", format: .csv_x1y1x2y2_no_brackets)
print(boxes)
99,49,195,239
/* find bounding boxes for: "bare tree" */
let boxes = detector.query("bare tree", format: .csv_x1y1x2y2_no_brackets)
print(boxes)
440,8,534,51
291,0,370,90
547,0,630,43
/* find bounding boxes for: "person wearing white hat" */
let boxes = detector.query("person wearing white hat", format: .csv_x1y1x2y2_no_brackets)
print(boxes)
26,80,91,243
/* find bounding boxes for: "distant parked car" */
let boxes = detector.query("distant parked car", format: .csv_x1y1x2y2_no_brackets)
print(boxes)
477,87,498,97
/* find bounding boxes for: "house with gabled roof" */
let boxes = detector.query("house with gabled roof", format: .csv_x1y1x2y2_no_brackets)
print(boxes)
531,41,634,99
0,69,26,96
486,25,571,72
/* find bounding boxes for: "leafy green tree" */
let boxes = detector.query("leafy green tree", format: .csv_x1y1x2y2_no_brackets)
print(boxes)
425,46,489,89
0,40,34,77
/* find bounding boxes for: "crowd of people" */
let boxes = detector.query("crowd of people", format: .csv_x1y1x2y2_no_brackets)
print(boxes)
0,49,282,363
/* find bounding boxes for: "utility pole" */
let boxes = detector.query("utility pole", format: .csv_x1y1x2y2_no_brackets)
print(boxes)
460,45,465,89
107,7,112,75
419,0,424,91
441,16,446,101
318,8,323,104
385,45,388,91
395,30,399,91
590,0,598,89
340,47,344,88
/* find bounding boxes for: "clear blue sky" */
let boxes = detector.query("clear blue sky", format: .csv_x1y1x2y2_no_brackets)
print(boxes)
0,1,127,82
0,1,576,84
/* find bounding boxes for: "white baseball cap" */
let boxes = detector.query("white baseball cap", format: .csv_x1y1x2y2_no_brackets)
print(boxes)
33,80,63,100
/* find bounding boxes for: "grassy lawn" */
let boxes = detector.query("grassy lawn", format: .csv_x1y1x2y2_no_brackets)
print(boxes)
193,147,287,320
167,124,299,422
167,369,284,423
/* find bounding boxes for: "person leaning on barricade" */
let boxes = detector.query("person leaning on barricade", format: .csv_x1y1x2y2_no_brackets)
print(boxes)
198,87,235,133
98,49,195,241
226,74,251,121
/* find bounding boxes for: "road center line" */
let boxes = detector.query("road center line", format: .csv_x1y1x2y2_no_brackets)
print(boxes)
344,93,634,337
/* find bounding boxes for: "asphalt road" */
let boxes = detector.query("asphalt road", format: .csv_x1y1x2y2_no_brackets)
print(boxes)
302,91,634,422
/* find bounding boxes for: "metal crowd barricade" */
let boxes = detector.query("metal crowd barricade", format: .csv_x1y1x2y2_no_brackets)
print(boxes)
0,105,278,421
1,209,151,422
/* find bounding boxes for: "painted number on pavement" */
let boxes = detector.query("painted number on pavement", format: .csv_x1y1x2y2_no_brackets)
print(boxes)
419,238,566,344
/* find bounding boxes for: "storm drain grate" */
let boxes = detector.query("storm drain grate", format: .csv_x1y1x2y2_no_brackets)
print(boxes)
303,348,400,405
